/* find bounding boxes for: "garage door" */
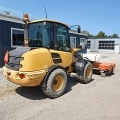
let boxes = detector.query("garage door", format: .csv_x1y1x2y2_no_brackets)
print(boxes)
98,41,115,53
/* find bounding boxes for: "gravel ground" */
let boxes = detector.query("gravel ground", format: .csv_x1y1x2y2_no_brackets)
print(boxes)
0,68,19,98
0,53,120,120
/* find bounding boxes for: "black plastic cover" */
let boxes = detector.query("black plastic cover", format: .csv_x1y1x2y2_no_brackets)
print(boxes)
6,47,31,71
75,60,87,74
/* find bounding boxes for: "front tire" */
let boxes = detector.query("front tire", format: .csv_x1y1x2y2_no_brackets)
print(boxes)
41,68,67,98
79,62,93,84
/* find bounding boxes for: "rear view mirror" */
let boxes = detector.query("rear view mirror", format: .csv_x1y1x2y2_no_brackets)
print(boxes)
69,25,81,33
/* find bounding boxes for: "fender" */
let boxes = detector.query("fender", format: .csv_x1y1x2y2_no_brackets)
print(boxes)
75,60,88,75
41,65,66,88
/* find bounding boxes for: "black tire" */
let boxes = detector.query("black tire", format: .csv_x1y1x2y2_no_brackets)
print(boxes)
110,67,113,74
41,68,67,98
79,62,93,84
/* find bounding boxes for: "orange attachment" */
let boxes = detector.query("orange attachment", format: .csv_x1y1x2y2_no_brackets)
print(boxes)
92,62,115,72
4,51,9,63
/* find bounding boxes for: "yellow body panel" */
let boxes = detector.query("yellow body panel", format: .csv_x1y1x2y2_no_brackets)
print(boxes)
3,67,46,86
19,48,53,72
71,48,81,54
49,50,73,67
49,49,74,72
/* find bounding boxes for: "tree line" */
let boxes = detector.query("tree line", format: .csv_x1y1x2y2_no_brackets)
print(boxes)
81,30,119,39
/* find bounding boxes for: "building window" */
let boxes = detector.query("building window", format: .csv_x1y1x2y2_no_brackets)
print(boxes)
80,38,86,48
11,28,24,47
87,41,91,49
99,41,115,50
70,37,76,48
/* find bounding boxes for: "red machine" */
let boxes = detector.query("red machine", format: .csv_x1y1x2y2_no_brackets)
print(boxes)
92,62,115,77
83,53,115,77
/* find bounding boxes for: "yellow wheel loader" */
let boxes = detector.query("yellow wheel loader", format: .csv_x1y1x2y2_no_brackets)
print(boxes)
3,14,93,98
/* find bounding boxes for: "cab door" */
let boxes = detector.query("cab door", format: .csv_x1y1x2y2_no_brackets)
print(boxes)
50,23,72,67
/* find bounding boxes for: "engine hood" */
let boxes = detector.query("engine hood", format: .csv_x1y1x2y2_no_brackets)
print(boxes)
19,48,53,72
6,47,53,72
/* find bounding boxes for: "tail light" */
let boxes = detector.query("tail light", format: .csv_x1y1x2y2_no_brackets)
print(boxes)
19,73,25,79
4,51,9,63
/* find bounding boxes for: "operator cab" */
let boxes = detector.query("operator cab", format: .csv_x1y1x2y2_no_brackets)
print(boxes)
25,19,71,52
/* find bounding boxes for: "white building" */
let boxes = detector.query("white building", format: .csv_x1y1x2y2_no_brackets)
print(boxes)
87,38,120,53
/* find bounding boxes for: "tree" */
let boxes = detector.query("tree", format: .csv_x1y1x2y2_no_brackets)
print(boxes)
81,30,119,39
88,34,95,39
107,35,112,38
97,31,106,38
111,33,118,38
81,30,89,35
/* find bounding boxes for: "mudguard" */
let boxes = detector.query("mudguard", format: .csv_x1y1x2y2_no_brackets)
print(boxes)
41,65,66,88
75,60,88,75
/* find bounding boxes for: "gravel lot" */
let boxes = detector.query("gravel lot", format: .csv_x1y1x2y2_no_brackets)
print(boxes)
0,53,120,120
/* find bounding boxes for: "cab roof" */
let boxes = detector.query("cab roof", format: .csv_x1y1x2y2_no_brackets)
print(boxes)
29,19,69,27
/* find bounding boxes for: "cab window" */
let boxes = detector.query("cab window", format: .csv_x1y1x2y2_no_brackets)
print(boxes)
28,22,54,48
56,24,70,52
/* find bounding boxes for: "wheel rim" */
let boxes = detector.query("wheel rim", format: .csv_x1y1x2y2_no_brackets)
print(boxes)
53,75,64,91
86,67,92,78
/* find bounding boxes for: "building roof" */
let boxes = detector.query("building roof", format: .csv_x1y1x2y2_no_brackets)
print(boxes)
0,13,24,24
69,30,88,36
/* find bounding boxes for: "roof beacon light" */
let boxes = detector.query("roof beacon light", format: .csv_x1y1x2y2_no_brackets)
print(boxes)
23,14,29,22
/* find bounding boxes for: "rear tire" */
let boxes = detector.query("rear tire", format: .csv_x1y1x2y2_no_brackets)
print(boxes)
79,62,93,84
41,68,67,98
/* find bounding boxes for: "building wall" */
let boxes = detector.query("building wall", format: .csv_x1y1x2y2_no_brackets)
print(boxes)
87,38,120,53
69,31,88,53
0,19,23,67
